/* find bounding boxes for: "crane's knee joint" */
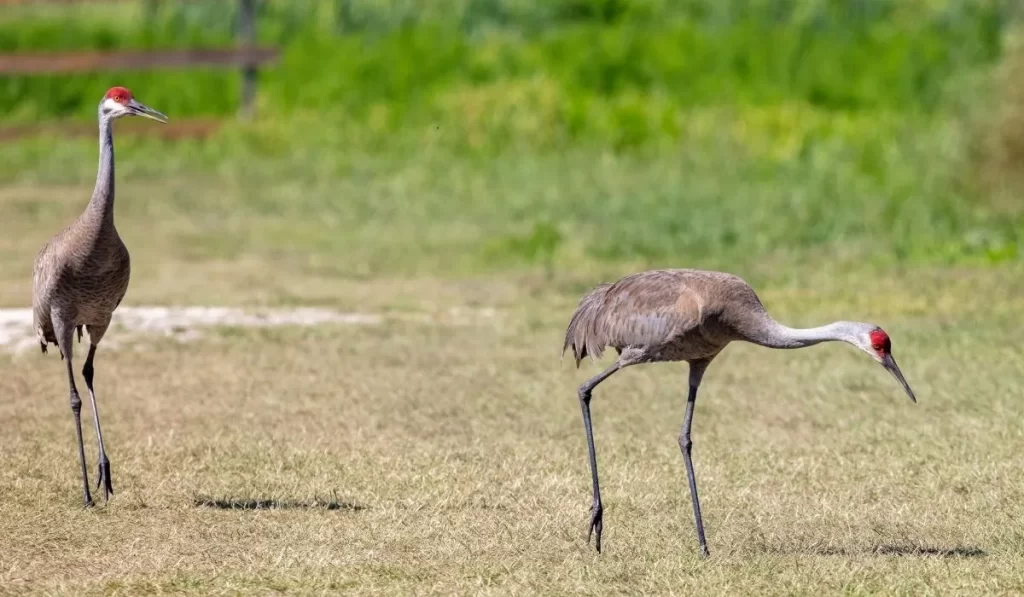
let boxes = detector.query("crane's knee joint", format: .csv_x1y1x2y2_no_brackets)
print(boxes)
679,435,693,453
577,386,592,404
69,391,82,412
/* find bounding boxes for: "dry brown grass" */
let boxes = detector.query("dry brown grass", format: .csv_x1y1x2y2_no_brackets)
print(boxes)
2,262,1024,595
3,182,1024,595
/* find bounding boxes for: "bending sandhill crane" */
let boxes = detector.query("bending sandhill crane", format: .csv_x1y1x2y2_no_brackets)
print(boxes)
33,87,167,506
563,268,916,556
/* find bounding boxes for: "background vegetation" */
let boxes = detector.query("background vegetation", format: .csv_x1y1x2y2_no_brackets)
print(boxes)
0,0,1021,278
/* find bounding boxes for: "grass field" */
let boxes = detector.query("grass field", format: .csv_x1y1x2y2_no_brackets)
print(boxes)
2,0,1024,594
2,179,1024,596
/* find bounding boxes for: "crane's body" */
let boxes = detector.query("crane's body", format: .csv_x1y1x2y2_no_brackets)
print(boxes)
563,268,916,556
33,214,131,351
32,87,166,506
566,269,769,366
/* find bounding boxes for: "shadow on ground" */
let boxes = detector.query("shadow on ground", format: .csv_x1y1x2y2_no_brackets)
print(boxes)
870,544,986,558
193,495,367,511
757,542,986,558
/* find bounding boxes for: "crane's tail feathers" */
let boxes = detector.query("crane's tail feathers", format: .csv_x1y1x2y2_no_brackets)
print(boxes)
34,323,56,357
563,283,612,367
76,325,83,343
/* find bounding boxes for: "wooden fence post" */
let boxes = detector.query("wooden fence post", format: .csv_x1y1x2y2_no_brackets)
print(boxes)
143,0,160,24
238,0,257,120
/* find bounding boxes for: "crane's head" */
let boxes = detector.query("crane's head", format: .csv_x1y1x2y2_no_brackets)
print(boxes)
845,323,916,403
99,87,168,123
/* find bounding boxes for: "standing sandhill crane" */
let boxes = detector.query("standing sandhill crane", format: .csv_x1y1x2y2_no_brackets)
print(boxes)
563,269,916,557
32,87,167,506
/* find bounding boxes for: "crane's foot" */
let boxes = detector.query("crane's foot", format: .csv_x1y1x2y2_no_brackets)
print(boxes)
699,543,710,559
82,492,95,508
588,500,604,553
95,458,114,502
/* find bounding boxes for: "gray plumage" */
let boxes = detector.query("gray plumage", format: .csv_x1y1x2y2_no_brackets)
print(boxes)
32,87,166,506
33,188,131,354
563,268,916,556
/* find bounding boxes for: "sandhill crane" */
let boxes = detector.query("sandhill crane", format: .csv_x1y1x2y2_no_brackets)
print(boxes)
32,87,167,506
563,268,916,557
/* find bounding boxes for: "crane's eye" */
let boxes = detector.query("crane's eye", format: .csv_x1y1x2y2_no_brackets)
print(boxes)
868,330,890,353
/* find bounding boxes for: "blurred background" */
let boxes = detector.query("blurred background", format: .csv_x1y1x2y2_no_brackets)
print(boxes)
0,0,1022,299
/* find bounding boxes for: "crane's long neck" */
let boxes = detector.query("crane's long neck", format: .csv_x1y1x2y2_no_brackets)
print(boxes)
84,115,115,226
749,318,853,349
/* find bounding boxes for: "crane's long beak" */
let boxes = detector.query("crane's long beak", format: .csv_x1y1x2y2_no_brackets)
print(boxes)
128,99,168,123
881,353,916,403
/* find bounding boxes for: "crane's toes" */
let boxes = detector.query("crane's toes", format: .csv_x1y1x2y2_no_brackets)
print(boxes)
587,502,604,553
96,460,114,501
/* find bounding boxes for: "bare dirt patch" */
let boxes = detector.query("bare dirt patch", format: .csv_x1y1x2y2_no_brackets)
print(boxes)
0,303,504,354
0,306,382,353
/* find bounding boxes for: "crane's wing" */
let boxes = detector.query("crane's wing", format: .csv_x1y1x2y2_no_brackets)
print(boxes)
564,270,705,365
31,239,57,308
31,239,61,350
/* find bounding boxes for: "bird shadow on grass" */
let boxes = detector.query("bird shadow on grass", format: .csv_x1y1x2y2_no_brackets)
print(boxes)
193,493,367,512
759,542,985,558
870,544,986,558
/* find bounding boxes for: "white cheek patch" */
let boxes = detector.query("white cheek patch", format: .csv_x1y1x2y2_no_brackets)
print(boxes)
102,97,126,113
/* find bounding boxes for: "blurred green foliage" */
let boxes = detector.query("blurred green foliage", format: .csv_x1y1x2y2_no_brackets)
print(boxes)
0,0,1020,274
0,0,1011,123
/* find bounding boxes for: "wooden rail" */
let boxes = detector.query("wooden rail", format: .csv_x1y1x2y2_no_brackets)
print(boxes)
0,48,278,74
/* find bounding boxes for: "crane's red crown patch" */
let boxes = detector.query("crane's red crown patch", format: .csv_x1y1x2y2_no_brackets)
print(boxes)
104,87,133,105
869,329,891,354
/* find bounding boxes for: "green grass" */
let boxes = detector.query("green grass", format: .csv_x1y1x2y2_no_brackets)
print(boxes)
0,109,1018,288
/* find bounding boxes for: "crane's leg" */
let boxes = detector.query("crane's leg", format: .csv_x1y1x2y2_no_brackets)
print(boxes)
82,342,113,501
55,318,92,507
83,321,114,501
577,363,621,553
680,360,711,558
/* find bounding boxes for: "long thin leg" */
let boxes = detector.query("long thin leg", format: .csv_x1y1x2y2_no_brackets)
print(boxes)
680,361,710,557
83,343,113,501
577,363,621,553
56,320,92,507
